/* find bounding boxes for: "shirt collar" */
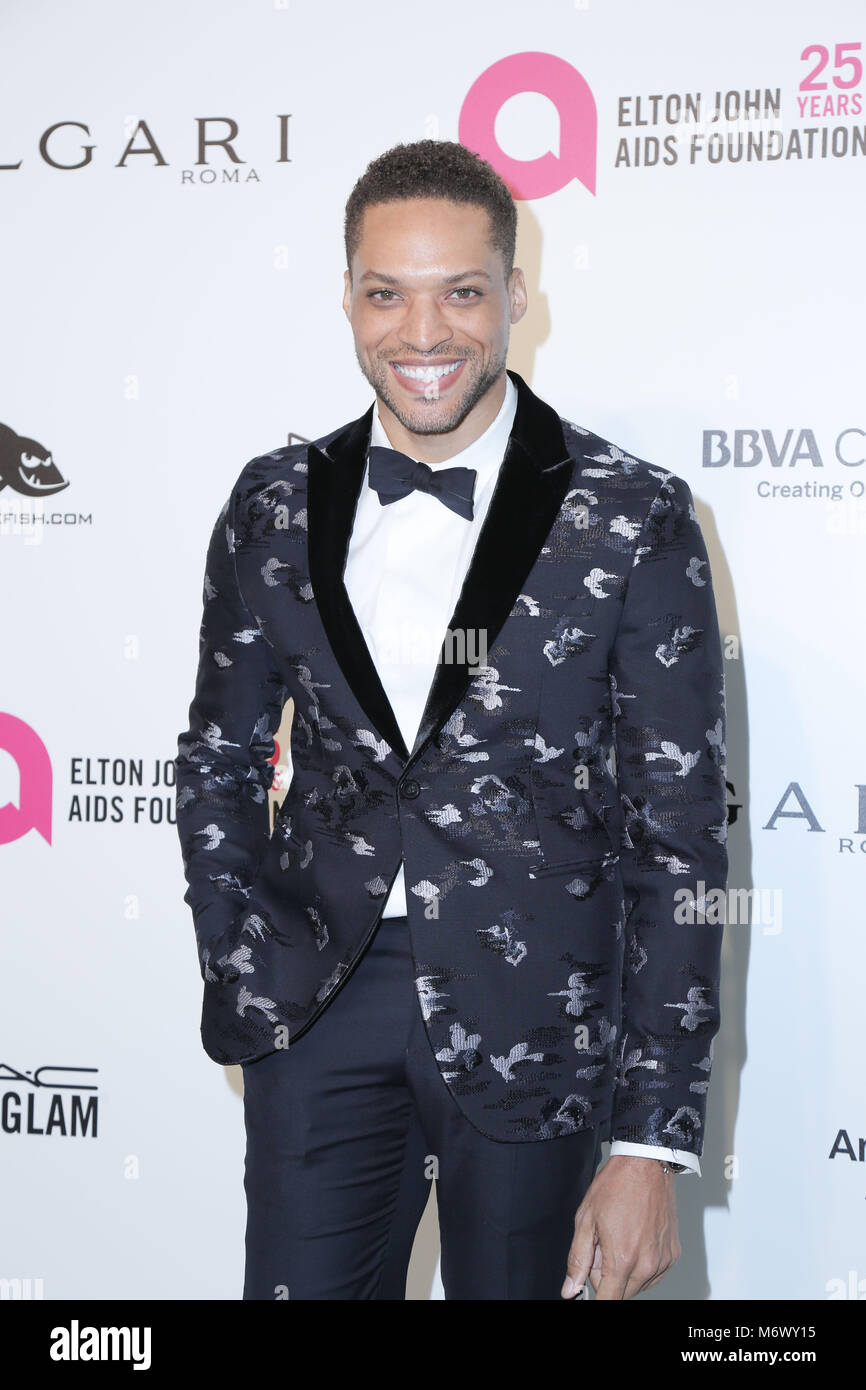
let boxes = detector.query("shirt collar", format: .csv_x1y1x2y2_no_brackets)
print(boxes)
368,371,518,485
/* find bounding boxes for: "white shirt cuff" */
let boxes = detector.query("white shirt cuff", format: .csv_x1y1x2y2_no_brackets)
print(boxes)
608,1140,701,1175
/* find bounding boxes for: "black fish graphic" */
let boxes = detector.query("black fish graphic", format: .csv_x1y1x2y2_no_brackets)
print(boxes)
0,423,70,497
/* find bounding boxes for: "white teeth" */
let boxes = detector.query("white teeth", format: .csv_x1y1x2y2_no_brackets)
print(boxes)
393,361,463,381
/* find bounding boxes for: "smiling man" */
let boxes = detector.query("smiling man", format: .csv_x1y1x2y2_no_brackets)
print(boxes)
176,140,728,1301
344,195,520,457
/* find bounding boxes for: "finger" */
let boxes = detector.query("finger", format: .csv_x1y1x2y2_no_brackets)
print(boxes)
592,1237,628,1301
636,1234,680,1295
594,1261,630,1301
587,1240,603,1294
634,1250,676,1295
561,1217,597,1299
624,1259,662,1299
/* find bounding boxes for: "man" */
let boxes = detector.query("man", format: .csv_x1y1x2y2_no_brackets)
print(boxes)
175,140,728,1301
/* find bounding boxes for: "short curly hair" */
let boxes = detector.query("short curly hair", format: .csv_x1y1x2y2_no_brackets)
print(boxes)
344,139,517,279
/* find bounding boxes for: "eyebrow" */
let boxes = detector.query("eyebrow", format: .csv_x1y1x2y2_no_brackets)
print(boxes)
359,268,494,285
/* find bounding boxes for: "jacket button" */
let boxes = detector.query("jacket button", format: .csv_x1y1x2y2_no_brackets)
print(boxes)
400,778,421,800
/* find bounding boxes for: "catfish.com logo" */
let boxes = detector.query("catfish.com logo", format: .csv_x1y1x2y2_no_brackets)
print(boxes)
0,714,52,846
0,423,69,498
459,51,597,199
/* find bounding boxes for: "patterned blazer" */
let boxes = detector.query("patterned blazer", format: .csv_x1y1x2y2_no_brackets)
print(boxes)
175,368,728,1155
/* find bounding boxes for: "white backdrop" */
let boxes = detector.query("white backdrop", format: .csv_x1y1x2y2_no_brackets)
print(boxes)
2,0,864,1301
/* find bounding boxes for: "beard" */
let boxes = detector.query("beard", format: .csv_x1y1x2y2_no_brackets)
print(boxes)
354,345,507,436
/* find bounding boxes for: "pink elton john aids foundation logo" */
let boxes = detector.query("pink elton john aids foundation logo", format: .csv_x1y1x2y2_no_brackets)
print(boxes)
0,712,52,846
459,51,597,199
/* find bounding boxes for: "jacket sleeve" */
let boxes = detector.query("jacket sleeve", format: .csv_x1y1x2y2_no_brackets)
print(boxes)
175,486,288,981
607,472,728,1159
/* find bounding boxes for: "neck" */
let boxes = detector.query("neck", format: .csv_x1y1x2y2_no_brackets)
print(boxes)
376,370,507,464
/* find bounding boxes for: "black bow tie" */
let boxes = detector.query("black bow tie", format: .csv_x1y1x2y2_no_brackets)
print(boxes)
367,445,476,521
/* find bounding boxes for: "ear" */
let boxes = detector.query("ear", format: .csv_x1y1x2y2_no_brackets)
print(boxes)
342,268,352,319
508,267,528,325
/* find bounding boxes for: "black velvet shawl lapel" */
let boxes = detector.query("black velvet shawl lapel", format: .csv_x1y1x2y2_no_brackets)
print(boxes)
306,399,411,756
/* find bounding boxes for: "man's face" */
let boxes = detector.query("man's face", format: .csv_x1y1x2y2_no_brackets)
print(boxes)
342,198,526,437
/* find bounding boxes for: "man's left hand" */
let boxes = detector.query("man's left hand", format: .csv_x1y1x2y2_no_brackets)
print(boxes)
560,1155,681,1300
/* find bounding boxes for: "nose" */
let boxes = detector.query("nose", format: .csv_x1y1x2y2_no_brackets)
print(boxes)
398,294,454,353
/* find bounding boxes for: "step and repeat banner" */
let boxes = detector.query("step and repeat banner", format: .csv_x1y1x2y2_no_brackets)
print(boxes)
2,0,864,1301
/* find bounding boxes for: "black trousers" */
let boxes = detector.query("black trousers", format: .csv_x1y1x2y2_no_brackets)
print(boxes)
241,912,602,1300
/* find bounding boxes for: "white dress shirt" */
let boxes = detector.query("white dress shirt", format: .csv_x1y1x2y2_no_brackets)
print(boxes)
341,372,699,1175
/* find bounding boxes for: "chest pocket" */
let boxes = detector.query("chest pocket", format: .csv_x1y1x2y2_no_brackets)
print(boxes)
538,595,602,670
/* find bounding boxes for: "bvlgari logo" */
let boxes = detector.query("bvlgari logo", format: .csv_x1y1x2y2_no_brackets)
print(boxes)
0,423,69,498
0,115,292,183
764,781,866,855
